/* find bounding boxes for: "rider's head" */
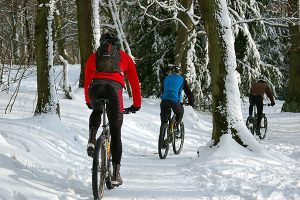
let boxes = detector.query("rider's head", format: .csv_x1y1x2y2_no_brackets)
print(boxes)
100,31,120,48
167,64,181,74
257,75,267,83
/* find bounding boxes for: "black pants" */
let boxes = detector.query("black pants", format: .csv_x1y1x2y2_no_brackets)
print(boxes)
249,95,263,130
88,79,123,164
160,100,184,124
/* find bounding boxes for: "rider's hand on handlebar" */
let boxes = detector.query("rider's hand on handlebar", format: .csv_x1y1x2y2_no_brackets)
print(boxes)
188,102,194,107
124,105,140,114
86,102,92,109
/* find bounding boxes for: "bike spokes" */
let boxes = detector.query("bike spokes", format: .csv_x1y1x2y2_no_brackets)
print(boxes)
92,137,106,200
246,116,255,135
173,122,184,155
158,123,170,159
259,115,268,139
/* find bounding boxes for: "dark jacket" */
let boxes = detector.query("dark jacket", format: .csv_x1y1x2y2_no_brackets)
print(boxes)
250,81,275,104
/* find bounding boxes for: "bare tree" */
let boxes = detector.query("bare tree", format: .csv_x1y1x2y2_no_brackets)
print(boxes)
35,0,60,116
76,0,94,88
282,0,300,112
198,0,257,147
174,0,193,68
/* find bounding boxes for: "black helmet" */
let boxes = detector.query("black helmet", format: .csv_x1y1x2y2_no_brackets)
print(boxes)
168,64,181,73
100,32,120,48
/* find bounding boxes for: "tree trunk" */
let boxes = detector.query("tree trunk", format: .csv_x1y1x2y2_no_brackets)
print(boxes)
76,0,94,88
198,0,246,146
282,0,300,112
35,0,60,116
11,0,19,64
174,0,193,71
55,1,68,61
24,0,33,65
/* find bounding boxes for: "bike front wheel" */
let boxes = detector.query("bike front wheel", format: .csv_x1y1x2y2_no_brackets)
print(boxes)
259,115,268,139
158,123,170,159
173,122,184,155
246,116,255,135
92,136,106,200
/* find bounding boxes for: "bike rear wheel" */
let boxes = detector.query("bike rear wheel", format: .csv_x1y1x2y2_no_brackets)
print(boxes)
259,115,268,139
105,138,114,190
246,116,255,135
92,136,106,200
158,123,170,159
173,122,184,155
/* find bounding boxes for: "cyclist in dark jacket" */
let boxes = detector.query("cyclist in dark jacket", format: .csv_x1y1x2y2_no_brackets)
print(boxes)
160,64,194,131
249,75,275,135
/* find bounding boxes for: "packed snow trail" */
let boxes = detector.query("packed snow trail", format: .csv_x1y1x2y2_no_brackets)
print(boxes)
0,65,299,199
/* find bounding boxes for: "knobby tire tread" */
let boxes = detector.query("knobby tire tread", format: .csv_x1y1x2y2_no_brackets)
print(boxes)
92,136,106,200
246,116,255,135
158,123,169,159
259,115,268,139
173,122,184,155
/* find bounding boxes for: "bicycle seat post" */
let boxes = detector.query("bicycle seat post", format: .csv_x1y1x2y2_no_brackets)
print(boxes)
97,98,109,128
102,102,106,128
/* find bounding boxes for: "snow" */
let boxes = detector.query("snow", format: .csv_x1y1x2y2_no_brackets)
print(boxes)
92,0,100,49
0,64,300,200
46,0,59,114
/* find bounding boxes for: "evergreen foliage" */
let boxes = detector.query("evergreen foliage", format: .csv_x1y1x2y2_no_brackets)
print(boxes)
124,1,177,97
0,0,295,113
228,0,287,98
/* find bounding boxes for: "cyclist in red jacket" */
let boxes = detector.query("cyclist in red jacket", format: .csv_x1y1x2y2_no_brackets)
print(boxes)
84,32,141,186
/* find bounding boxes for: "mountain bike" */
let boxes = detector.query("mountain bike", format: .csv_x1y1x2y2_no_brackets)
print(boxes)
158,109,185,159
246,104,270,139
92,98,114,200
92,98,133,200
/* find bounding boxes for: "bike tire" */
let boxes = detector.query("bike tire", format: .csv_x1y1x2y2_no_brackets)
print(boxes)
105,135,114,190
92,136,106,200
246,116,255,135
158,123,170,159
173,122,184,155
259,115,267,139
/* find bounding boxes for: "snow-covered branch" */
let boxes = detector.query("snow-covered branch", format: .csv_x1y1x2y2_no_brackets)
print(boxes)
229,7,299,28
137,0,200,31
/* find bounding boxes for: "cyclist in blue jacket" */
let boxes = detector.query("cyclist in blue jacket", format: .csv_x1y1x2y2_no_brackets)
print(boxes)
160,64,194,131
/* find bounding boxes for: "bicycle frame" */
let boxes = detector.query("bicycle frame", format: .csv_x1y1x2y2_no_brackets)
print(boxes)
168,113,176,136
246,103,268,139
92,99,114,200
101,101,111,159
158,108,185,159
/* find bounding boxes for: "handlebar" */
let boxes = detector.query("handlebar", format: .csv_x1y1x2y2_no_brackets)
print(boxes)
182,102,191,106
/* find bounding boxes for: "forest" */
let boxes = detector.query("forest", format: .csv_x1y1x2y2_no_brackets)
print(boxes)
0,0,299,142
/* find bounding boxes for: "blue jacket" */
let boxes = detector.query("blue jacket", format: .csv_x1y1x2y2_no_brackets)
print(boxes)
161,74,184,103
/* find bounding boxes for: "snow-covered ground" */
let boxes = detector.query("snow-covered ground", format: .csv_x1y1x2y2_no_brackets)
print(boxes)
0,65,299,200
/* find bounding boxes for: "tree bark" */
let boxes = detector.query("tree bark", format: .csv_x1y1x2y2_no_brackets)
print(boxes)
55,1,68,61
174,0,193,72
282,0,300,112
35,0,60,116
198,0,245,146
76,0,94,88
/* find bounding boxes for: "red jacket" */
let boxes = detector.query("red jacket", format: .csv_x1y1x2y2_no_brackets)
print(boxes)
84,50,142,108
